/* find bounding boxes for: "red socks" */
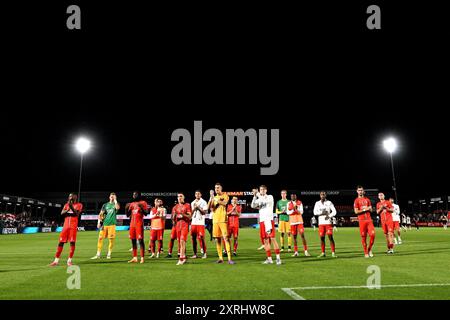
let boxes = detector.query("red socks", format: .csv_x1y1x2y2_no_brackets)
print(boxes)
168,239,174,254
361,237,368,254
157,240,162,253
200,238,206,253
55,245,63,258
69,244,75,259
368,234,375,252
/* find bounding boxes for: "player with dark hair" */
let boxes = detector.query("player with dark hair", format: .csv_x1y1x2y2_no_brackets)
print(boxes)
149,198,166,258
49,193,83,267
227,196,242,256
376,193,395,254
287,193,310,257
314,191,337,258
354,186,376,258
125,191,149,264
172,193,192,265
166,200,179,258
191,191,208,259
389,197,402,244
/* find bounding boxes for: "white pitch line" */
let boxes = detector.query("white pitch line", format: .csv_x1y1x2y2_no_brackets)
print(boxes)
281,288,306,300
288,283,450,291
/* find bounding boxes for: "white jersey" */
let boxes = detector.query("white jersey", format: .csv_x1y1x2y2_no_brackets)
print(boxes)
311,216,317,225
392,204,401,222
251,194,274,231
401,214,407,223
406,217,411,224
313,200,337,226
191,198,208,226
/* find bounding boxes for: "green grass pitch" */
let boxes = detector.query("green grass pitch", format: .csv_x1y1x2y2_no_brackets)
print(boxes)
1,227,449,300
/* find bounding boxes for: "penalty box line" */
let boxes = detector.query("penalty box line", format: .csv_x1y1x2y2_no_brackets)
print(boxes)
282,283,450,300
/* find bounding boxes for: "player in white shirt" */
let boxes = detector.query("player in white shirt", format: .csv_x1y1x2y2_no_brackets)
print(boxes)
406,216,412,230
440,214,448,230
389,198,402,244
251,185,282,265
313,191,337,258
191,191,209,259
332,217,338,232
401,213,407,231
311,216,317,231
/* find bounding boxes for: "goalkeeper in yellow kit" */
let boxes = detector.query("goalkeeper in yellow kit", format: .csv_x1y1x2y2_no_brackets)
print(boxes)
91,193,120,260
208,183,235,265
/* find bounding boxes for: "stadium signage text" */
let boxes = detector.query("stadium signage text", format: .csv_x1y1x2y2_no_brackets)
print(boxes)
171,121,279,175
1,228,17,234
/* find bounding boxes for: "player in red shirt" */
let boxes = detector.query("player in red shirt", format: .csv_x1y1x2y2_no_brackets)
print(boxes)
227,196,241,256
172,193,192,265
125,191,149,264
166,200,179,258
353,186,376,258
49,193,83,267
376,193,395,254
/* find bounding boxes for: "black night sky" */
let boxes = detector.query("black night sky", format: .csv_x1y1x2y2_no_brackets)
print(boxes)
1,2,448,204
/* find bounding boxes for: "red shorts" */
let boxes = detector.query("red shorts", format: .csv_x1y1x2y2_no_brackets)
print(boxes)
259,221,276,240
358,220,375,237
170,226,177,240
393,221,400,230
382,219,394,234
318,224,333,237
227,225,239,238
129,225,144,240
290,224,305,235
59,227,77,243
176,221,189,241
150,229,163,241
191,225,206,238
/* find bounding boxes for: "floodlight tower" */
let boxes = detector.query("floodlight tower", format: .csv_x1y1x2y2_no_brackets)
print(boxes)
75,137,91,201
383,137,398,205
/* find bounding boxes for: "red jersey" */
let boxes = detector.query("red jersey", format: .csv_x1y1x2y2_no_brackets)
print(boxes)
354,197,372,222
172,203,192,223
62,202,83,229
129,201,149,227
227,204,241,228
377,200,393,222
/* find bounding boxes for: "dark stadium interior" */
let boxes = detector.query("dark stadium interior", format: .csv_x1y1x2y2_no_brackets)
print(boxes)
1,1,448,229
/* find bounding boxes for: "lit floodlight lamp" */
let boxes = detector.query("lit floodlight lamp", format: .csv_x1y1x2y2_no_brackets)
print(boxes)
383,137,397,154
75,137,91,154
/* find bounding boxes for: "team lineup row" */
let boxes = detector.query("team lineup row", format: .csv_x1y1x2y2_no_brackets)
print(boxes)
48,184,402,266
